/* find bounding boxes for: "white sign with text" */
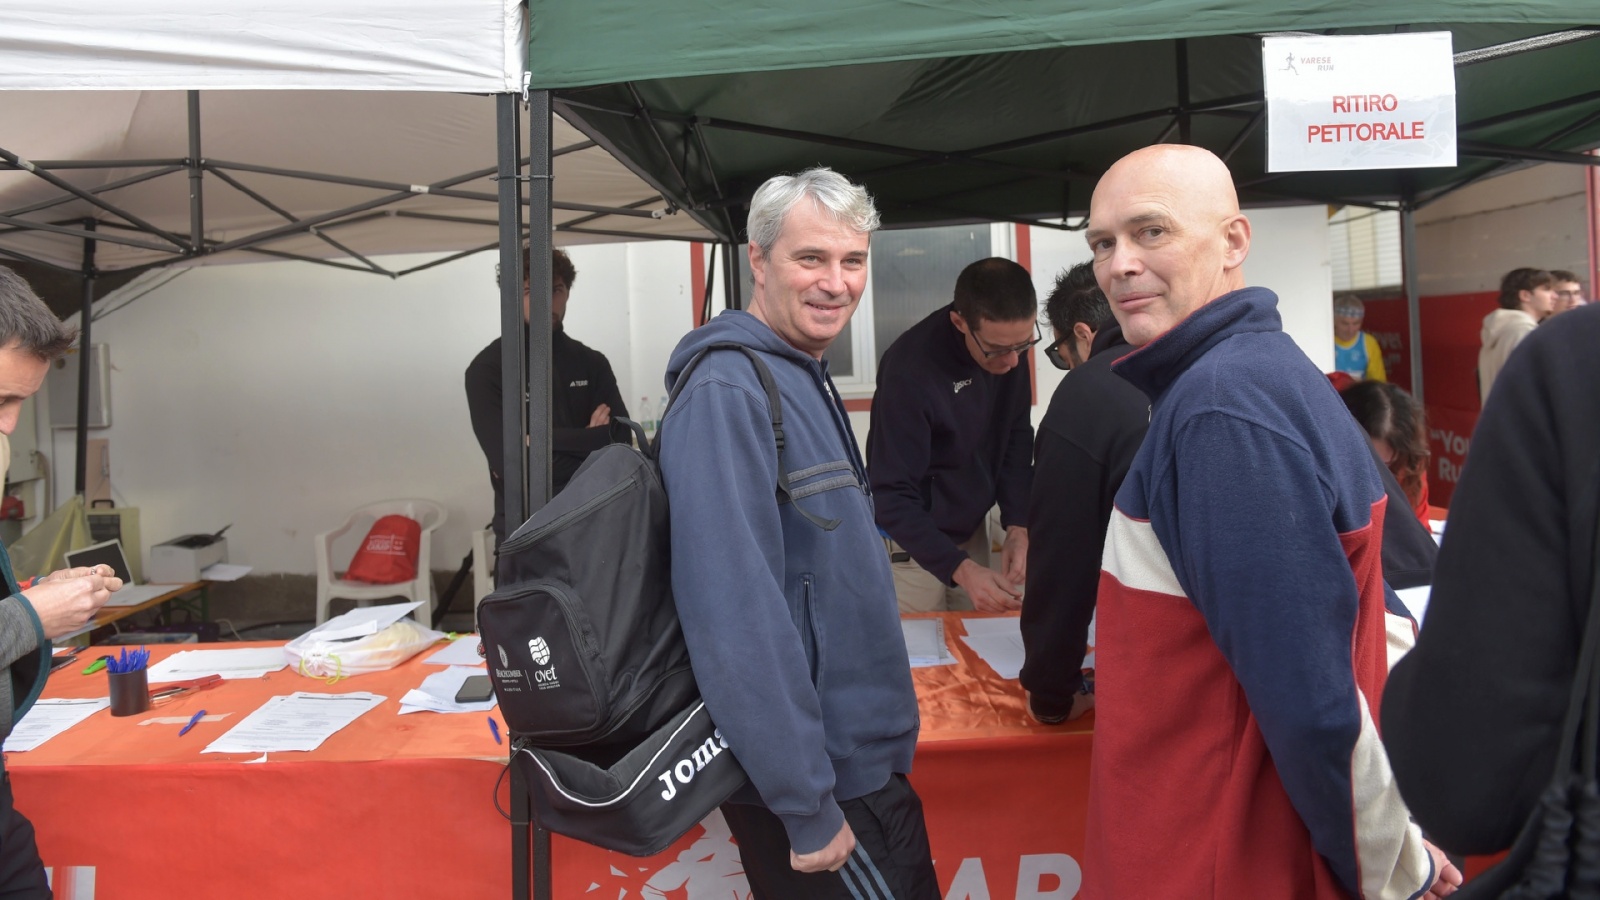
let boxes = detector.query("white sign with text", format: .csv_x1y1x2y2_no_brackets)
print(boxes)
1264,32,1457,172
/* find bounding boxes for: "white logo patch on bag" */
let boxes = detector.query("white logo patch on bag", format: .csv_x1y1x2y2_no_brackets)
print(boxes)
529,636,551,666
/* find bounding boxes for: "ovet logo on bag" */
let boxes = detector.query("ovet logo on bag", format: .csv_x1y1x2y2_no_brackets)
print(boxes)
528,635,560,690
657,727,731,801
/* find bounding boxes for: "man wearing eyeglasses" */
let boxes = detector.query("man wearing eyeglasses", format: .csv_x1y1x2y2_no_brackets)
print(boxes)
1550,269,1587,314
867,257,1037,613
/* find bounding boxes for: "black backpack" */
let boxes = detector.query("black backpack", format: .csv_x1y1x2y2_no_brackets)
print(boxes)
477,342,832,855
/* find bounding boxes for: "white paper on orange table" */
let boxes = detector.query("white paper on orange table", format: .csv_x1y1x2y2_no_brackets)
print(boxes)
900,618,957,668
422,636,486,667
960,616,1024,679
399,665,497,715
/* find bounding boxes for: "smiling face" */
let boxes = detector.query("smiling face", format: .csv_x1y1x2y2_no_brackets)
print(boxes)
1086,146,1251,347
747,198,870,358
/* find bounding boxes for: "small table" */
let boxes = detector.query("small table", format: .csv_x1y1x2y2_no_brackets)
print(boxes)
56,582,209,644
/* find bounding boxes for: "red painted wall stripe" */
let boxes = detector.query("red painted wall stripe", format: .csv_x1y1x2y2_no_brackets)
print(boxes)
689,242,707,328
1016,224,1038,406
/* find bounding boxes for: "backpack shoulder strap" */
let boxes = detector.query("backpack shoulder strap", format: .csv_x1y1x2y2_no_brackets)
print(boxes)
658,342,841,532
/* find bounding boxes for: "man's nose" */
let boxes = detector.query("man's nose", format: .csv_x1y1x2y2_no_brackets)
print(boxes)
1106,239,1143,277
816,262,848,295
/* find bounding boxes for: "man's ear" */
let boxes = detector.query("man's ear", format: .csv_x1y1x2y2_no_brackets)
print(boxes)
949,310,970,335
747,241,766,290
1221,214,1252,270
1073,322,1095,343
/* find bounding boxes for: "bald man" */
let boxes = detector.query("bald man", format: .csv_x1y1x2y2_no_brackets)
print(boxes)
1082,146,1459,900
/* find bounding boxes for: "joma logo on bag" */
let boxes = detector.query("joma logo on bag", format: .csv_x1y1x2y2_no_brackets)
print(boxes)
656,728,730,801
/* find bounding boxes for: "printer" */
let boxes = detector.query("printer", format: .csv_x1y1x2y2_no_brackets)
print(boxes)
148,533,228,583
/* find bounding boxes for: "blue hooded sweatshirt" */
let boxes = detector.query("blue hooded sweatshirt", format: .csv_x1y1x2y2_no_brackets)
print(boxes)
657,310,920,854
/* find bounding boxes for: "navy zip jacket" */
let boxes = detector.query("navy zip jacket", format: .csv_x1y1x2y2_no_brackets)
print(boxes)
1086,287,1432,899
658,311,919,855
867,305,1034,582
1019,324,1148,716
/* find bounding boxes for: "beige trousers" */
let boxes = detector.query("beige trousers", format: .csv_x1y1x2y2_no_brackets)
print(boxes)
889,527,992,614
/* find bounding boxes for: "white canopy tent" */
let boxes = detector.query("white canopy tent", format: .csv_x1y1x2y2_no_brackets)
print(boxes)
0,2,714,275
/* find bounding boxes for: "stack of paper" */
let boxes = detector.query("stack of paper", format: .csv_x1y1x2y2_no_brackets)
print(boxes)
203,692,386,754
400,666,497,715
295,602,422,643
900,619,957,668
147,647,288,683
3,698,109,751
960,616,1026,680
423,636,486,667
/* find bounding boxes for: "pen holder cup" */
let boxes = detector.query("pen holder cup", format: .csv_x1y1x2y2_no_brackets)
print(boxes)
108,668,151,717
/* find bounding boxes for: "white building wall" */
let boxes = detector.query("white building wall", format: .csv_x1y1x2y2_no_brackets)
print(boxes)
42,209,1329,576
1415,162,1589,295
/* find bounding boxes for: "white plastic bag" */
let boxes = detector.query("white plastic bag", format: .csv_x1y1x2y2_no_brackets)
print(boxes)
286,617,444,680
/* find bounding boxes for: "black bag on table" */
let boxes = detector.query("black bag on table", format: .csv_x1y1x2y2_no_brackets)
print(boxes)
479,342,833,855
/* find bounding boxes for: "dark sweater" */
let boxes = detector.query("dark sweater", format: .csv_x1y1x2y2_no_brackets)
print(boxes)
1384,303,1600,856
867,305,1033,583
1019,325,1147,716
464,327,630,540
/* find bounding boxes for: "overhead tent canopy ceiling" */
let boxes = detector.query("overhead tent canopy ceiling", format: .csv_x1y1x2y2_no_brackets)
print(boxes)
528,0,1600,241
0,1,715,275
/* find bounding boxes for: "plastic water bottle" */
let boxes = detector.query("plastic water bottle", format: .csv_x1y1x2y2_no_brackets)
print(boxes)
657,396,669,432
640,396,656,436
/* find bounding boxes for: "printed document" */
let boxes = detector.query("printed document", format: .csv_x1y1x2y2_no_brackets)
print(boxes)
203,692,386,753
297,602,422,643
4,698,110,751
901,619,957,667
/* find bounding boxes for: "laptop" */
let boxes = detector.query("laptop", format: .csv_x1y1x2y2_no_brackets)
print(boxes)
63,539,169,607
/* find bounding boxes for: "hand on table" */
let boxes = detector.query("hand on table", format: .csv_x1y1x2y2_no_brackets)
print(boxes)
953,559,1021,612
1000,525,1028,585
791,820,856,873
1026,689,1095,725
23,566,122,639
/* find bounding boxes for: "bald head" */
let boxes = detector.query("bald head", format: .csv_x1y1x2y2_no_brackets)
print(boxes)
1085,144,1251,346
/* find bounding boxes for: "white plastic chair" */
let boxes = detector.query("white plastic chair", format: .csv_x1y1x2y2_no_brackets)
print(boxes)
314,499,448,624
471,528,496,628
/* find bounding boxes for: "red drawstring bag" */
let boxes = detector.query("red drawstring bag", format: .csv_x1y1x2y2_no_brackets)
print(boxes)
343,515,422,584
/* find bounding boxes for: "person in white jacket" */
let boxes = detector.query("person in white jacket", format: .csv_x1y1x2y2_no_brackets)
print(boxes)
1478,267,1556,405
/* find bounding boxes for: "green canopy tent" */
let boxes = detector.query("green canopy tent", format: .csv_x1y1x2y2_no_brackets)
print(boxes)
502,3,1598,897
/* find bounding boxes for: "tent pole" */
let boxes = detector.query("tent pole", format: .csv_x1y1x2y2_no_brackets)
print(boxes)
73,221,96,496
526,87,557,900
1400,194,1423,403
494,92,533,900
1176,39,1192,144
187,91,203,255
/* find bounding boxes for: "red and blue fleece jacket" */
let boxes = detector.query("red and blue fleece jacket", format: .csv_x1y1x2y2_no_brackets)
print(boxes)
1082,288,1433,900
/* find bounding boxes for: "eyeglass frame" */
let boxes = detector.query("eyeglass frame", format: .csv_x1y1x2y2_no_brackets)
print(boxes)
964,317,1043,360
1043,336,1077,371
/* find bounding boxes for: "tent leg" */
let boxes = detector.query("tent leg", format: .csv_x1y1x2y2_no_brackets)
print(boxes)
522,87,558,900
494,92,534,900
1400,197,1423,403
187,91,204,253
73,222,96,496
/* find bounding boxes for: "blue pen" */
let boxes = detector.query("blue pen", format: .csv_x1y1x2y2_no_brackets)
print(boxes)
487,717,502,745
178,709,206,737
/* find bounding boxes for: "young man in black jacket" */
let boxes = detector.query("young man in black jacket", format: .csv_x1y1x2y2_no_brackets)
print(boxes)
867,257,1037,613
1020,262,1148,724
464,247,630,542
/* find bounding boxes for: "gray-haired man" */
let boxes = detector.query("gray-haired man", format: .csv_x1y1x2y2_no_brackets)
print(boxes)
658,169,938,899
0,266,123,896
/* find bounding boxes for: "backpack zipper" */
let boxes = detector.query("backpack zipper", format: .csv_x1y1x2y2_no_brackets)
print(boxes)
499,473,636,553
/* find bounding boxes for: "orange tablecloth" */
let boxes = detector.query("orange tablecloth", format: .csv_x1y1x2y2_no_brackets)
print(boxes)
10,615,1092,899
